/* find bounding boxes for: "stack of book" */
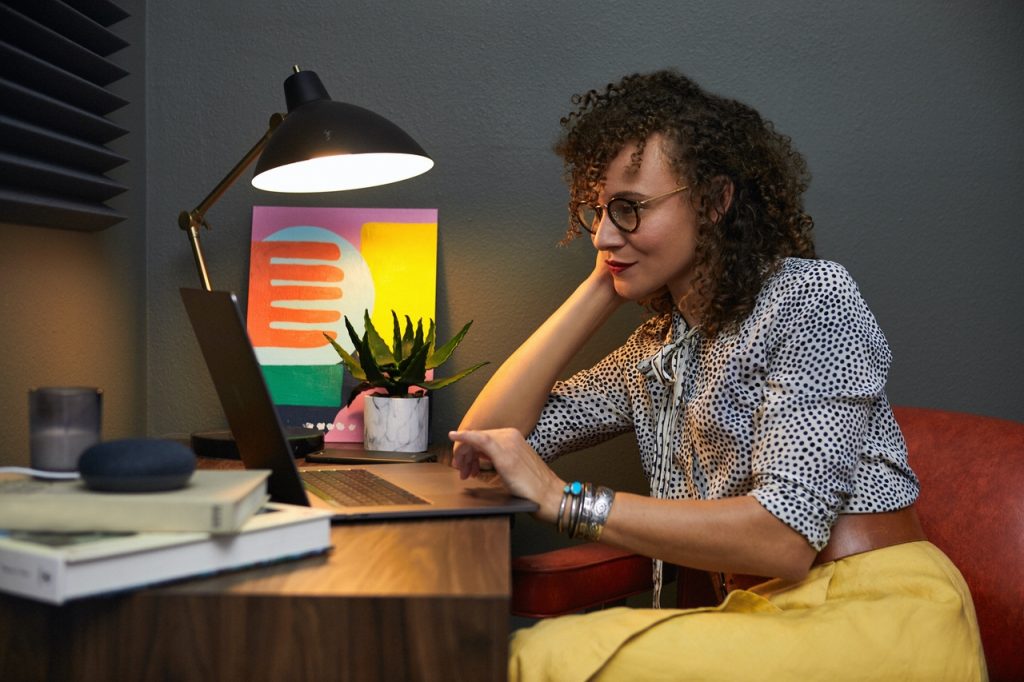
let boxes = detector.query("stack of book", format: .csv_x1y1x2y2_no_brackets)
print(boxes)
0,470,332,604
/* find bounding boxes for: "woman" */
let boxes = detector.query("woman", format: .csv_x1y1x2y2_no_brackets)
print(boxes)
450,70,985,680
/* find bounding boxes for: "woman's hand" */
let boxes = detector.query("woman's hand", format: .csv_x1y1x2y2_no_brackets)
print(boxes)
588,250,621,297
449,428,565,524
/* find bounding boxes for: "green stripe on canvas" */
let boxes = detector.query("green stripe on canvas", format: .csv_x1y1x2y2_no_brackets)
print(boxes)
261,365,342,407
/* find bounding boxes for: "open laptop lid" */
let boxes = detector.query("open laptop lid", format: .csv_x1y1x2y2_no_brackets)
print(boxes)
180,287,538,519
180,288,309,506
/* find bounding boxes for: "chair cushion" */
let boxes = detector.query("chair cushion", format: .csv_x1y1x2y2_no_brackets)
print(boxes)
511,544,654,617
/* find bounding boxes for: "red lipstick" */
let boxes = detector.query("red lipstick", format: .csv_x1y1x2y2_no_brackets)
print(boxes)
605,259,635,275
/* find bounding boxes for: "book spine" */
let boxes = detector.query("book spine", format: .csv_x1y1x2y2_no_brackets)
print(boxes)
64,516,330,602
0,495,259,533
0,502,230,533
0,546,62,604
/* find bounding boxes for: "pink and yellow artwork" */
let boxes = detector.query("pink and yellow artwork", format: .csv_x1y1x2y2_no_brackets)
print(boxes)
247,206,437,442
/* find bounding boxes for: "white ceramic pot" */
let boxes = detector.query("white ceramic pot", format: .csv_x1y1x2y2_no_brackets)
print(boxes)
363,394,429,452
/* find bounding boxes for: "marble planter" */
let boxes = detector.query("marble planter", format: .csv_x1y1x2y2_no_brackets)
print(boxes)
363,394,429,452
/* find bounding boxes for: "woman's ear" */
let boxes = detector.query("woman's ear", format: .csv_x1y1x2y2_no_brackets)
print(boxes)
712,175,737,223
710,176,735,224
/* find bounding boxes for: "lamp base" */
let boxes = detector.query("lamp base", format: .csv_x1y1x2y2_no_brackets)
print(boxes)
191,427,324,460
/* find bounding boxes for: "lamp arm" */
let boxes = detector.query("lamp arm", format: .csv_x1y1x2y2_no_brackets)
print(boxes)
177,113,285,290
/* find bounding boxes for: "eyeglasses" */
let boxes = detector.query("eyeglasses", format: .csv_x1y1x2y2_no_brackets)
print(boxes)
571,185,689,234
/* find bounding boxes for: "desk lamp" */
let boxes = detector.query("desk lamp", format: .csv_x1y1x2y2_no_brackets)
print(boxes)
179,66,432,460
178,66,433,290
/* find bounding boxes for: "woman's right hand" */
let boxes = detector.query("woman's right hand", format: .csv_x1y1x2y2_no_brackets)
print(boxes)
449,428,565,524
588,250,619,291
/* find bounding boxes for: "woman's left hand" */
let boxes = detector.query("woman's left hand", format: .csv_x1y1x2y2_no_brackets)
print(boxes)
449,428,564,524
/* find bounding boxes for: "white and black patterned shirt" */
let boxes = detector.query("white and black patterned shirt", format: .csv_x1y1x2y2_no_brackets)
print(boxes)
527,258,919,550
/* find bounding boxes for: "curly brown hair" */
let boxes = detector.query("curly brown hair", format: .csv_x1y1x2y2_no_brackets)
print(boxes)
555,69,816,337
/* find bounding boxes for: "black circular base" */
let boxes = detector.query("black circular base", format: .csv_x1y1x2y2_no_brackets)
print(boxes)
191,427,325,460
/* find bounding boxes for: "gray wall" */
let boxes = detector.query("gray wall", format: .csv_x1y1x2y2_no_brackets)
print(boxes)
144,0,1022,554
2,2,1021,558
0,1,147,467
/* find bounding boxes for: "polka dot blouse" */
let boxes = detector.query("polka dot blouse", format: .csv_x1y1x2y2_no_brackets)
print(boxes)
526,258,920,550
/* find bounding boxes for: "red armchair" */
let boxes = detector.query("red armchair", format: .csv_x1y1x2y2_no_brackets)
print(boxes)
511,406,1024,681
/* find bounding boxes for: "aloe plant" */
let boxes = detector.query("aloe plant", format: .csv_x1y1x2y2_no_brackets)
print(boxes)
323,310,488,407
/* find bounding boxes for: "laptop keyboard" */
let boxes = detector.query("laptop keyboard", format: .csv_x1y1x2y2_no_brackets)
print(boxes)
301,469,429,507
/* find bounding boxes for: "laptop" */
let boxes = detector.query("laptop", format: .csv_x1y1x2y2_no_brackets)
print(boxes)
180,287,537,521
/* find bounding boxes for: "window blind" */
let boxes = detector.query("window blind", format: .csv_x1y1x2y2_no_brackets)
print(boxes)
0,0,129,231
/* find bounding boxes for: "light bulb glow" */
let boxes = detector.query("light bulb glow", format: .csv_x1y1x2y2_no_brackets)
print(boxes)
252,153,434,192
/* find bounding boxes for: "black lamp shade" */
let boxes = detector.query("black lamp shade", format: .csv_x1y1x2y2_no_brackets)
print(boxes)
251,70,433,192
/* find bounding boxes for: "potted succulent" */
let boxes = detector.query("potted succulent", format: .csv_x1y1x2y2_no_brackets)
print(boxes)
323,310,488,452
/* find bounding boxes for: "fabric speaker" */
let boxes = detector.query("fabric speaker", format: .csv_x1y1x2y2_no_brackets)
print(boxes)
78,439,197,492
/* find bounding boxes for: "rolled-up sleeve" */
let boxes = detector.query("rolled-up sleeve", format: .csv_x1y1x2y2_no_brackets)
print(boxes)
526,343,638,462
748,262,893,550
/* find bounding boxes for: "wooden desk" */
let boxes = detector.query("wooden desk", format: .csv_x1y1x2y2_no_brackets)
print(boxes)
0,469,514,680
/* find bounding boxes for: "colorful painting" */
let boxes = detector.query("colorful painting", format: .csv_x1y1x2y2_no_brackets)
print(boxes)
247,206,438,442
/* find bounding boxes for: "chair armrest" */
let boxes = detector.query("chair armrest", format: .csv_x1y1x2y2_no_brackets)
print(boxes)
511,544,659,617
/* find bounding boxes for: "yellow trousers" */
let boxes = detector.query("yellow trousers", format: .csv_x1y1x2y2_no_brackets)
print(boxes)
510,541,986,681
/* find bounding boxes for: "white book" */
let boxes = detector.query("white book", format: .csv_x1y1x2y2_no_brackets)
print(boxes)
0,470,270,533
0,502,333,604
